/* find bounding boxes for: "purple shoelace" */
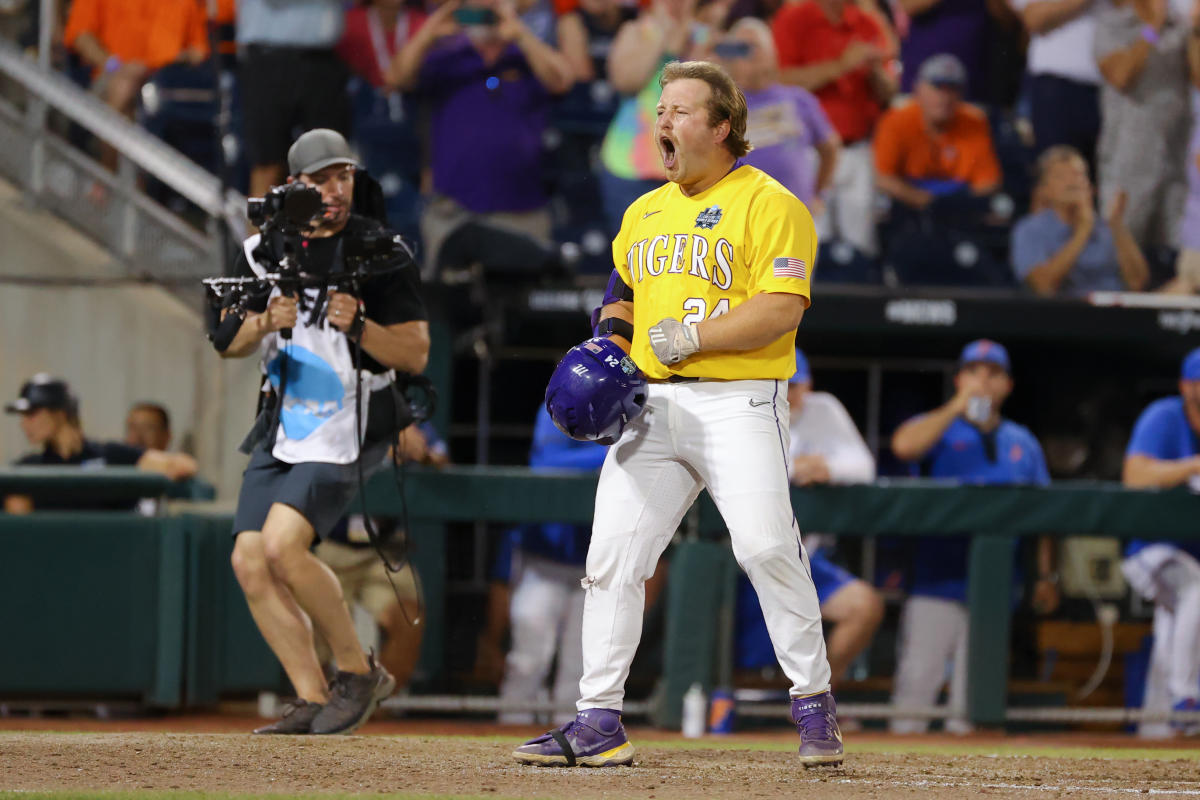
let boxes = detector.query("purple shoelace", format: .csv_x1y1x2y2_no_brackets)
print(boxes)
797,707,836,740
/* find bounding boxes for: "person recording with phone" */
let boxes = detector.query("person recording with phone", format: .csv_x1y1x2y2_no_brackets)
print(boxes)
385,0,573,275
214,128,430,736
888,339,1056,734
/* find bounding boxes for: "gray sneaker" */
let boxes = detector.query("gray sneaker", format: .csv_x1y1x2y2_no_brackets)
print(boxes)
253,699,323,734
310,652,396,735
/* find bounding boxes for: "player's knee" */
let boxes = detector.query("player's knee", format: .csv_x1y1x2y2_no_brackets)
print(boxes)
847,582,885,627
583,535,653,588
738,541,803,581
231,534,271,595
261,530,304,579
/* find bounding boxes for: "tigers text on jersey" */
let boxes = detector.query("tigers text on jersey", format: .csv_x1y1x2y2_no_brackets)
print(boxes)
613,164,816,381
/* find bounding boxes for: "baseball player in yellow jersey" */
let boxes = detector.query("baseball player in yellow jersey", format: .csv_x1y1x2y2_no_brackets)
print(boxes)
514,60,842,768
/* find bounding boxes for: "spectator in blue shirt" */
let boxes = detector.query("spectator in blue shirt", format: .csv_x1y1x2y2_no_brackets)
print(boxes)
889,340,1053,733
498,405,607,725
1011,145,1149,297
1121,346,1200,736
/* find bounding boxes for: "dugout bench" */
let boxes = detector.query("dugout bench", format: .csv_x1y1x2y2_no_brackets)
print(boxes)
2,467,1198,728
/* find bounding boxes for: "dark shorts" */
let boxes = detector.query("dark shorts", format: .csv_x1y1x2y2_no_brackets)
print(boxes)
238,45,351,169
232,441,388,541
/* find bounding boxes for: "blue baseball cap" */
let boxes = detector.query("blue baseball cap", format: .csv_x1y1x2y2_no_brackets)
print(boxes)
789,348,811,385
958,339,1011,373
1182,347,1200,381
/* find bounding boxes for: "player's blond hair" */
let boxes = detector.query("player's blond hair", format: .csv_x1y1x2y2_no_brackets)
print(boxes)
661,60,752,158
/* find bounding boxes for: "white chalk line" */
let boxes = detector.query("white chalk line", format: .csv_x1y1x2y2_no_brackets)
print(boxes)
827,776,1200,796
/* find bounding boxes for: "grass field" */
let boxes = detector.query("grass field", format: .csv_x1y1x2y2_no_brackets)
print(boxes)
2,721,1199,799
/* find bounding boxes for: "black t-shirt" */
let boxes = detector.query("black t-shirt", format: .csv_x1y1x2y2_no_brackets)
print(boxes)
14,439,145,511
17,439,143,467
233,215,426,374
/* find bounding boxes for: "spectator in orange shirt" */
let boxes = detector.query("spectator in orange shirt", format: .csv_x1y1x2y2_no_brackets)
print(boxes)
873,54,1001,212
772,0,898,257
64,0,208,121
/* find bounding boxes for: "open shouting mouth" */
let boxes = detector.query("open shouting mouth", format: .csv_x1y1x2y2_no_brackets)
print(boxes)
660,136,677,170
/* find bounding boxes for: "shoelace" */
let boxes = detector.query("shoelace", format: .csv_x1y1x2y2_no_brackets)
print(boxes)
798,708,836,740
329,673,356,702
280,700,309,718
556,719,584,738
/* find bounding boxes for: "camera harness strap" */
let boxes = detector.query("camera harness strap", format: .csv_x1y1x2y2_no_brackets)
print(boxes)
343,267,425,630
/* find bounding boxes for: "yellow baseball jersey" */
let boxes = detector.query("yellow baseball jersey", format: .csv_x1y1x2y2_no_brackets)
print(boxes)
612,164,815,381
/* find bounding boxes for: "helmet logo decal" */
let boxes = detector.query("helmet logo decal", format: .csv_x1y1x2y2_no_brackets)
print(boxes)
546,338,648,443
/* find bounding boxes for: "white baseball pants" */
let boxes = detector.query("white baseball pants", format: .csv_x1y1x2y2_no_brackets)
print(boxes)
890,595,973,734
576,379,832,711
1124,545,1200,713
499,552,586,725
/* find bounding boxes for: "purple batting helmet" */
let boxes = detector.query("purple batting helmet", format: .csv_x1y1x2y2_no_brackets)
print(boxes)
545,337,647,445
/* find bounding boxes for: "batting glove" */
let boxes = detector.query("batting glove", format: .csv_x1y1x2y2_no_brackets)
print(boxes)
647,318,701,366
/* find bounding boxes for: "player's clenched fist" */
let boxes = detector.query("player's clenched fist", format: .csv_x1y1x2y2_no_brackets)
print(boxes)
647,318,701,365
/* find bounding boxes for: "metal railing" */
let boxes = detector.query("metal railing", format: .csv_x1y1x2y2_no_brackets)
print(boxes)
0,37,244,292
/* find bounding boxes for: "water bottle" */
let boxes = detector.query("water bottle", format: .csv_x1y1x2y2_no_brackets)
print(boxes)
965,395,992,425
258,690,280,719
682,683,706,738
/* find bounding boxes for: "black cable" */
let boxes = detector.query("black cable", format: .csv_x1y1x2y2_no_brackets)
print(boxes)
348,292,424,629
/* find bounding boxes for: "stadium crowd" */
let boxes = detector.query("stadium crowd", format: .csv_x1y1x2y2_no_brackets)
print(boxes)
2,0,1199,738
3,0,1200,289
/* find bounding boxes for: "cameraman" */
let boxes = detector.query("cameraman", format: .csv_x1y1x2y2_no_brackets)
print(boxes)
218,128,430,736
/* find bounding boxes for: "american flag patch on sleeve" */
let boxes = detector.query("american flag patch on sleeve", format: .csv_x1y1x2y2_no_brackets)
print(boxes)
773,257,808,279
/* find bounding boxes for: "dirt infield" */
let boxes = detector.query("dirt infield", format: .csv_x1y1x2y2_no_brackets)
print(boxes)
1,720,1199,799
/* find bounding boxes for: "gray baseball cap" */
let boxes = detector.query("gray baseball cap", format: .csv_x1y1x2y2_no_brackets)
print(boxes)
917,53,967,89
287,129,360,176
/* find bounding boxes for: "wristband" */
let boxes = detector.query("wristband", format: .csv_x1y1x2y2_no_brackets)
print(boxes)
104,54,122,73
595,316,634,341
1140,24,1160,45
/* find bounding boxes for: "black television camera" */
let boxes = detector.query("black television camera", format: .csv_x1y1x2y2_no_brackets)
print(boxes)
204,181,416,352
247,182,325,233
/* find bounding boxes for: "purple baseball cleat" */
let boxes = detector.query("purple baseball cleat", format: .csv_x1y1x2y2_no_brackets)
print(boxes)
792,690,844,767
512,708,636,767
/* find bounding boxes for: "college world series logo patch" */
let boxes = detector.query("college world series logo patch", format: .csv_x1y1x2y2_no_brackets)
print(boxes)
694,206,723,229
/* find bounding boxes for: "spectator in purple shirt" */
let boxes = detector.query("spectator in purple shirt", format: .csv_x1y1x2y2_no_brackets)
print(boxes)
387,0,573,274
715,17,841,219
897,0,992,101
